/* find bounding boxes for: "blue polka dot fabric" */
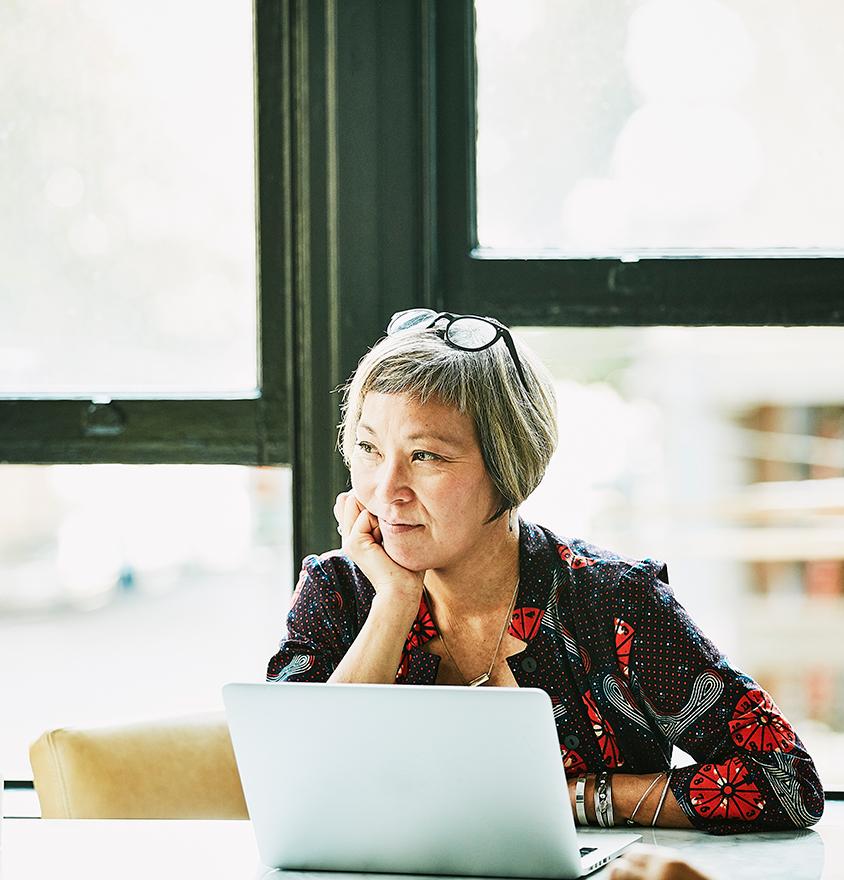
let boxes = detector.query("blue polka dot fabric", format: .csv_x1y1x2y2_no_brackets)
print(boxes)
267,518,824,834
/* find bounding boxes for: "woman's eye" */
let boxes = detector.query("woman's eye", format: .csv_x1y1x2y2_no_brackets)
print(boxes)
356,441,376,454
412,450,441,462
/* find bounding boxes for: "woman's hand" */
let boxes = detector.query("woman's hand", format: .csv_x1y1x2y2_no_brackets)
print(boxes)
608,847,715,880
334,491,424,605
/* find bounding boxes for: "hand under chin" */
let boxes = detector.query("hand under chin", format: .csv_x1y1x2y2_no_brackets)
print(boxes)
381,538,430,574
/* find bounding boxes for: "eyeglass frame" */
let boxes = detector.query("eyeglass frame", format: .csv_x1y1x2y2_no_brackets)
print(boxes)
386,309,530,394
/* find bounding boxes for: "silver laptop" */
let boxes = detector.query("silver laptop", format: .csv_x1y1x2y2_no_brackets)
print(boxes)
223,683,639,878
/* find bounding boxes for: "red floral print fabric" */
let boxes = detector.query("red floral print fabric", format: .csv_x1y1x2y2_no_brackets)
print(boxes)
613,617,634,679
395,595,438,683
690,757,765,822
509,606,542,641
582,689,624,768
729,689,797,754
561,745,587,777
404,596,437,652
558,542,597,569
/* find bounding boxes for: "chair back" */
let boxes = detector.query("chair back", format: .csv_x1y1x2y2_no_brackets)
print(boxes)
29,713,248,819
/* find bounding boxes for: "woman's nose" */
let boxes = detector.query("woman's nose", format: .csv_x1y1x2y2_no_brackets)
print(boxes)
375,458,413,504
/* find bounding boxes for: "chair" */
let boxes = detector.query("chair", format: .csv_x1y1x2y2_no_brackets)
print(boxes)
29,712,248,819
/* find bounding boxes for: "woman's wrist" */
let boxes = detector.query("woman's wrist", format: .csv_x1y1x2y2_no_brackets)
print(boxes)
328,591,420,684
366,590,423,656
605,772,678,827
370,585,423,623
571,772,678,827
569,773,599,825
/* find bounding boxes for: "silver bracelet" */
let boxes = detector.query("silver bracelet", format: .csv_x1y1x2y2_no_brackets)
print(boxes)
651,768,674,827
575,775,588,826
594,771,613,827
626,771,665,826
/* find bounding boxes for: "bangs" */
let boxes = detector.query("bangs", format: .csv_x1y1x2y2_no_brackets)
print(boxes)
338,323,558,512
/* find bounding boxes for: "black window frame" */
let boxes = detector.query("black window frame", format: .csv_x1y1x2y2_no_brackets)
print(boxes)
2,0,844,580
2,0,844,800
295,0,844,563
437,1,844,327
0,0,289,467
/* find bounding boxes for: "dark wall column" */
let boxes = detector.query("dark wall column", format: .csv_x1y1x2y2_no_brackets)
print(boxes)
286,0,437,575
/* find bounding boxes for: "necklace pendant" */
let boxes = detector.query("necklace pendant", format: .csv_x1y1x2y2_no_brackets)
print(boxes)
468,673,490,687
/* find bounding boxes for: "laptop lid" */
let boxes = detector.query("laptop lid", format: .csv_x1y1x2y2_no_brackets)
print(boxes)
223,682,637,878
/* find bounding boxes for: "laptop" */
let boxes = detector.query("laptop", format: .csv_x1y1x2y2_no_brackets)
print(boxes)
223,683,640,878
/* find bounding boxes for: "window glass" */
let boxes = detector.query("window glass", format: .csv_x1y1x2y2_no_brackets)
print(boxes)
476,0,844,254
515,326,844,789
0,465,291,779
0,2,257,394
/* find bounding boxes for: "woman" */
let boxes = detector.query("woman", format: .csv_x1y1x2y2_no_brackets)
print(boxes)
267,308,824,834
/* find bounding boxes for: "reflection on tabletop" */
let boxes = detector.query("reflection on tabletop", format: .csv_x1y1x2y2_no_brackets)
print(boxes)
258,826,828,880
582,825,825,879
0,815,837,880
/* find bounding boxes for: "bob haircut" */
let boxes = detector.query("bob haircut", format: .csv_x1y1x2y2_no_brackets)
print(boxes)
338,321,558,521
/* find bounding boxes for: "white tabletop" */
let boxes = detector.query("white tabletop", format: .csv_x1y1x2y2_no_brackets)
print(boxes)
1,803,842,880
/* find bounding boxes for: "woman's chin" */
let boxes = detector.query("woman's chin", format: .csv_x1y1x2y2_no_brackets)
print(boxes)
382,536,430,573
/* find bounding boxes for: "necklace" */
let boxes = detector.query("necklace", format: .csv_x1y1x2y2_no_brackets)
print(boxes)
422,577,520,687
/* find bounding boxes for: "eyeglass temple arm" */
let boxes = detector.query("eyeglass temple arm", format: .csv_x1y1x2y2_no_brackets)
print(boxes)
500,331,530,393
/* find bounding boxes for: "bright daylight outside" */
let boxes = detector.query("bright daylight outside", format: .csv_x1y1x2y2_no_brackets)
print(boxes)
477,0,844,789
476,0,844,253
1,0,843,805
0,0,290,786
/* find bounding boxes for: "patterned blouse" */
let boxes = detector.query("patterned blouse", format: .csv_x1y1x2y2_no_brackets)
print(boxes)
266,518,824,834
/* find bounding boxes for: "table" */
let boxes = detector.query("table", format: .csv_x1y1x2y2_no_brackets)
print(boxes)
1,803,842,880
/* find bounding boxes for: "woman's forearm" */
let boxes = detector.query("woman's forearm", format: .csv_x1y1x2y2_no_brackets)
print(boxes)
328,592,420,684
568,772,693,829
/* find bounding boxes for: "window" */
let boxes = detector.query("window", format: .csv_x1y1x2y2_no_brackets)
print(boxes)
0,464,291,779
516,326,844,789
0,1,291,787
475,0,844,253
0,0,287,465
432,2,844,325
3,0,843,801
0,2,256,394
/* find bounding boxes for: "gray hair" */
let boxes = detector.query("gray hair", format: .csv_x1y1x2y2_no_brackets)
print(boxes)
338,322,558,519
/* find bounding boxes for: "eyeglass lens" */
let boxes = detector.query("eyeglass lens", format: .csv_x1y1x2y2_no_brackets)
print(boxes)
445,316,499,349
387,308,436,334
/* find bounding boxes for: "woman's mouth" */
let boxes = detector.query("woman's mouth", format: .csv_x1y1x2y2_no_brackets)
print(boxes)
381,521,422,534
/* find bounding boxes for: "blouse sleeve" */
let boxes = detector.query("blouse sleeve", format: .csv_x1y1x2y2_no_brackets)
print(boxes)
265,554,361,683
616,561,825,834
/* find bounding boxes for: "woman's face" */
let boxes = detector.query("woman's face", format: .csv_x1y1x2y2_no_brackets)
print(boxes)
350,391,503,572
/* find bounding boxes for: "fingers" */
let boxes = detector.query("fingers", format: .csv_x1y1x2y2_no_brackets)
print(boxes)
607,857,650,880
331,492,423,602
608,848,712,880
333,491,355,540
351,503,376,539
607,847,654,880
334,491,374,544
607,863,641,880
333,494,344,533
342,494,362,538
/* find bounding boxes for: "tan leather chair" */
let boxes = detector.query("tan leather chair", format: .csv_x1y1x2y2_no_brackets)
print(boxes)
29,712,248,819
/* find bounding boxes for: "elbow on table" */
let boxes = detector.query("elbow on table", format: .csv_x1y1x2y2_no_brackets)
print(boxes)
792,777,825,830
757,752,826,830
